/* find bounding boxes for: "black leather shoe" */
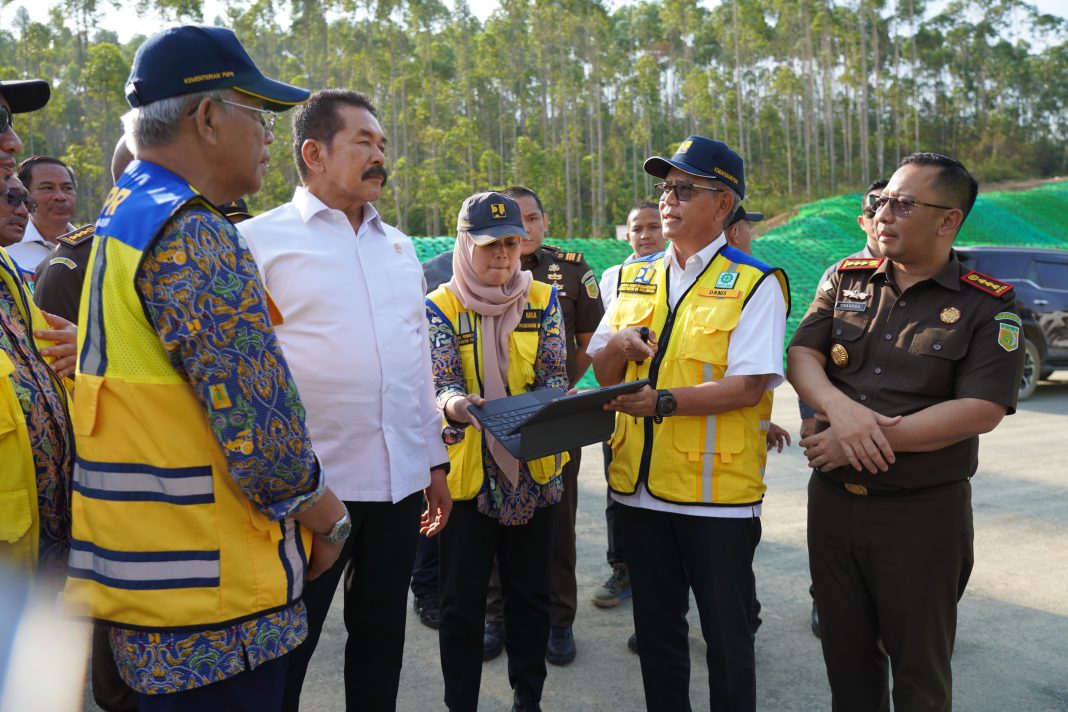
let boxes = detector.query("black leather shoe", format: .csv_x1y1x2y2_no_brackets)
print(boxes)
413,594,440,629
483,621,505,661
546,625,576,665
811,599,822,639
627,632,638,654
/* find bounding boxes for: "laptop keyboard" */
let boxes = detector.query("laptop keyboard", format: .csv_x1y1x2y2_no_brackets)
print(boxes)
480,403,546,439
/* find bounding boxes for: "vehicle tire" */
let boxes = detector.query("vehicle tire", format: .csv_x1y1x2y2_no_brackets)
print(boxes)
1019,339,1040,401
1040,368,1054,380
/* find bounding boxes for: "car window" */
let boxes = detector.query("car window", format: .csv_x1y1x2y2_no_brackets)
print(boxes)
967,253,1031,279
1031,261,1068,290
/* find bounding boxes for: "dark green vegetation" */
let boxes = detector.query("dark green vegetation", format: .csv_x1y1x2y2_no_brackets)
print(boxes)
2,0,1066,238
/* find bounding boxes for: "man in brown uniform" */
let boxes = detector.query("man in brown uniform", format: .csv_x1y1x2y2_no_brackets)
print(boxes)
481,185,604,665
787,152,1024,710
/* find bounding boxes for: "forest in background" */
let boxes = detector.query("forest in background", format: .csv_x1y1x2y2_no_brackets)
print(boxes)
1,0,1065,237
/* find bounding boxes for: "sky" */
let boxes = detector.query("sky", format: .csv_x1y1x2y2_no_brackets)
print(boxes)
1,0,1064,46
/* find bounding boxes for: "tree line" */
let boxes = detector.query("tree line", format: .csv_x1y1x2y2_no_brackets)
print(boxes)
2,0,1065,237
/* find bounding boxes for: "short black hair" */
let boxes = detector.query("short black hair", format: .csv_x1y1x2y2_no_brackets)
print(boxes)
291,89,378,179
898,152,978,220
18,156,76,190
861,179,889,213
500,185,544,214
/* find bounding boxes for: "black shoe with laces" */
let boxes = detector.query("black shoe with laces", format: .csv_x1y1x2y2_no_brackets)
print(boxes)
483,621,505,661
413,594,440,629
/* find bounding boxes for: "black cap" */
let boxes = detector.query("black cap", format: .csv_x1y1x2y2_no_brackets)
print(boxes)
456,192,528,246
644,135,746,200
125,25,310,112
0,80,51,113
218,198,251,219
726,205,764,229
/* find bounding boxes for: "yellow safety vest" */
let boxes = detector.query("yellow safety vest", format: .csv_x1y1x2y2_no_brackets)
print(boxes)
606,246,790,506
427,281,568,501
64,160,311,630
0,250,72,571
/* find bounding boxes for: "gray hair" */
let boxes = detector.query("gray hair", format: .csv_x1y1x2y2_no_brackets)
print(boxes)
121,90,231,151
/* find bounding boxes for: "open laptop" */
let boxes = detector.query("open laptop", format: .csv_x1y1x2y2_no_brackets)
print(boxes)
469,379,649,461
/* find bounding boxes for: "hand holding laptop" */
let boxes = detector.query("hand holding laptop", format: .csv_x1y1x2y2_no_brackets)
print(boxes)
444,393,486,432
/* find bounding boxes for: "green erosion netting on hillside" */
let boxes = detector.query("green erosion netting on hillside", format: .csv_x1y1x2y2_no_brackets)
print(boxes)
413,180,1068,388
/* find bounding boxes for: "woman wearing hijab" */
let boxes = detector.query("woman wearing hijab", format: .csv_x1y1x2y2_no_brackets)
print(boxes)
426,192,569,712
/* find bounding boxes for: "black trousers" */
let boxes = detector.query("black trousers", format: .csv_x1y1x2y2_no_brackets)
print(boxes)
602,441,626,566
93,623,137,712
487,449,579,628
622,503,760,712
136,653,288,711
439,499,555,712
808,473,974,712
411,514,439,599
282,492,423,712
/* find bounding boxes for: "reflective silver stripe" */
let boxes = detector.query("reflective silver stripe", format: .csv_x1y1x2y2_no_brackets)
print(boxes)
68,549,219,582
282,519,303,600
80,243,107,375
74,462,213,499
702,363,716,503
759,419,771,431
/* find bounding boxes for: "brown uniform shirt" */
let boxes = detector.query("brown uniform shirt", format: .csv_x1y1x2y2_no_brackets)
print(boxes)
33,224,94,325
521,245,604,386
789,251,1024,492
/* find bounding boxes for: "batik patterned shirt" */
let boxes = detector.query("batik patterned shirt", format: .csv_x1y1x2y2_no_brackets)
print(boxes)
109,203,323,695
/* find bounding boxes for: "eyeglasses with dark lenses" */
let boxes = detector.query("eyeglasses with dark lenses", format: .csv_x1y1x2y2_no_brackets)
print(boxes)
654,181,724,202
868,193,953,219
3,188,36,214
0,106,12,135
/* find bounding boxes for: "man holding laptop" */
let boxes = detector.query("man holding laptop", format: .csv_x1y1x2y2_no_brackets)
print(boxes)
588,136,789,712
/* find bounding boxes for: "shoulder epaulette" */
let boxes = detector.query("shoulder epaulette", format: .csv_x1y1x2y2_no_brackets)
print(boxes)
961,270,1014,298
838,257,883,271
553,249,584,263
57,224,95,247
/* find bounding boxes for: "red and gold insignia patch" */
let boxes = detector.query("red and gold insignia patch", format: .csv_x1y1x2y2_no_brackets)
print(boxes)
838,258,884,271
961,271,1013,297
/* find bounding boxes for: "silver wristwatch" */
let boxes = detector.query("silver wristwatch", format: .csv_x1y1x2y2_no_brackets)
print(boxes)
315,508,351,546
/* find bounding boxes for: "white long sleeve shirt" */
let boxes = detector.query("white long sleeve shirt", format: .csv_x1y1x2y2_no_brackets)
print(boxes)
239,187,447,503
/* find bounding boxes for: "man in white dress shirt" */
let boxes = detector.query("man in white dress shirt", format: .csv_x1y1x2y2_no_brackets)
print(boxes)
6,156,77,271
588,136,788,711
239,89,452,712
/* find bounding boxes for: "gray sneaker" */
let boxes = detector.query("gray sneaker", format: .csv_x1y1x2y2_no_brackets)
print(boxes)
591,565,631,608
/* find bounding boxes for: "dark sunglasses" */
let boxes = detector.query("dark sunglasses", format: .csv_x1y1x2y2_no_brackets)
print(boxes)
654,181,724,202
0,106,11,135
868,193,953,219
4,187,37,214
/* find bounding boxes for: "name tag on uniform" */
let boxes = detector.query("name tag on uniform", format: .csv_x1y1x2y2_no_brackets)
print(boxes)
835,301,867,313
515,308,543,331
697,288,740,299
619,282,657,295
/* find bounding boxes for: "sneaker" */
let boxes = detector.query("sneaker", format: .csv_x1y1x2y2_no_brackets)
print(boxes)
591,565,631,608
413,594,440,630
545,625,576,665
627,632,638,654
483,621,505,661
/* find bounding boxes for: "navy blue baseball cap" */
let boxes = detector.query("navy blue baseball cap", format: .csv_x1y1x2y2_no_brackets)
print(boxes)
457,192,528,246
125,25,310,112
644,135,746,200
726,205,763,228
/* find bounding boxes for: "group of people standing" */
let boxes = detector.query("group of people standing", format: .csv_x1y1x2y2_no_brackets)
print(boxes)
0,20,1027,712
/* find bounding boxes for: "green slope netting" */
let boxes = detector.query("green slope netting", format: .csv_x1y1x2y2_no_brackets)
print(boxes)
414,180,1068,388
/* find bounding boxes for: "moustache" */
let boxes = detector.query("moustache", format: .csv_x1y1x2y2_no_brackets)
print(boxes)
362,165,388,187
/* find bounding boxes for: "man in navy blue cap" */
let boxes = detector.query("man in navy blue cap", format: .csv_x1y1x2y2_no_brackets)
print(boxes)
588,135,790,711
64,26,351,712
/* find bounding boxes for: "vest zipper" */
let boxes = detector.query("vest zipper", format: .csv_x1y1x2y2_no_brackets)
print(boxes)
634,250,722,490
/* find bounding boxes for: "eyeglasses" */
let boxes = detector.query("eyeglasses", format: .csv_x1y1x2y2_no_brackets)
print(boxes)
187,97,277,132
3,187,37,214
0,106,11,135
654,181,724,202
861,207,876,219
868,193,953,219
217,99,277,132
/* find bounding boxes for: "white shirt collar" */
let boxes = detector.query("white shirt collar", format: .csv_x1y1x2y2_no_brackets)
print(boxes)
292,185,381,232
19,218,48,246
665,233,726,272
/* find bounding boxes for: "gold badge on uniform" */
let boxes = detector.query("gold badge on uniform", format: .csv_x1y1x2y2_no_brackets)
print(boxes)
830,344,849,368
844,483,869,496
549,263,560,272
939,307,961,324
394,243,402,253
